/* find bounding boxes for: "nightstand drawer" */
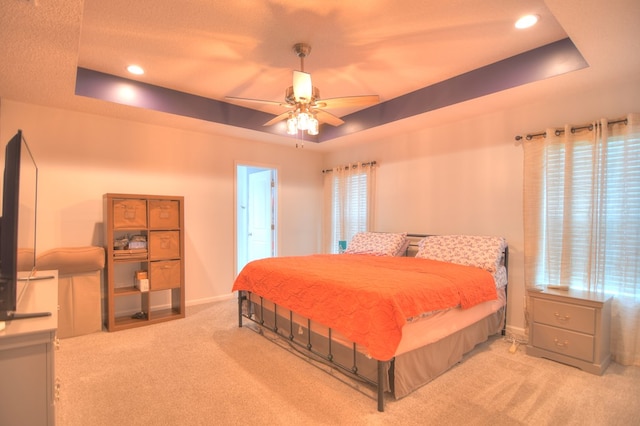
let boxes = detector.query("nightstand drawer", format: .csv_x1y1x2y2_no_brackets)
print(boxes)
532,323,595,362
533,298,596,334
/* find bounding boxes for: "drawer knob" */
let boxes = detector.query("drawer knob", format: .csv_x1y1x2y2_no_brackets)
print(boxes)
554,312,570,321
554,338,569,348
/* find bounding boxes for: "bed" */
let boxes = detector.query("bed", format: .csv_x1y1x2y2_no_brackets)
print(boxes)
232,233,508,411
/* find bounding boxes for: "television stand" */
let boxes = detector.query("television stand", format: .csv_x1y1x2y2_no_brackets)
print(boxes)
0,271,57,425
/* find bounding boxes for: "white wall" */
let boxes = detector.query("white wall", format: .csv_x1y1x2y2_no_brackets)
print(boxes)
0,100,324,305
2,74,639,334
322,76,640,336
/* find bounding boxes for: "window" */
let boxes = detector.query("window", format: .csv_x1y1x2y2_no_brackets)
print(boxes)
524,118,640,299
323,162,376,253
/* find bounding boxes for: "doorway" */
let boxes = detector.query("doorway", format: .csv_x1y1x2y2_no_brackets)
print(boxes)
235,163,278,275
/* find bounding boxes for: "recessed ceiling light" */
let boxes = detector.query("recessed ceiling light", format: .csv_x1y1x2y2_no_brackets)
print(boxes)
127,65,144,75
515,14,539,29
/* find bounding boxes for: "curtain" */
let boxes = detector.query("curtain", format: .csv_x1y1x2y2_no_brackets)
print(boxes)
523,112,640,366
322,162,376,253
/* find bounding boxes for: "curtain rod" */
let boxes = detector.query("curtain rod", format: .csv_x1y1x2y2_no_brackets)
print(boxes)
322,161,377,174
514,117,628,141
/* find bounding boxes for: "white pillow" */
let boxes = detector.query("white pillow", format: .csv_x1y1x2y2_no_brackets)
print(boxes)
415,235,507,273
344,232,408,256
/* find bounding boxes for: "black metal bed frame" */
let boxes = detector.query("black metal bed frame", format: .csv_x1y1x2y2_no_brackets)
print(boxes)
237,290,391,411
236,235,508,412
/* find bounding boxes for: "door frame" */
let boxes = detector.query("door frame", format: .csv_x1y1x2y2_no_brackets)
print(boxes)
234,161,280,276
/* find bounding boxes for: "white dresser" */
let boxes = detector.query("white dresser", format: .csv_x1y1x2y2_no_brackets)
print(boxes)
526,287,612,375
0,272,58,425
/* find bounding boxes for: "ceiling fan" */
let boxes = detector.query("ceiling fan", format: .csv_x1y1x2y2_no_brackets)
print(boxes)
225,43,379,135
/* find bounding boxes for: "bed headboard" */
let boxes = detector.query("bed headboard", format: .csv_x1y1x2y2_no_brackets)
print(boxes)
405,233,430,257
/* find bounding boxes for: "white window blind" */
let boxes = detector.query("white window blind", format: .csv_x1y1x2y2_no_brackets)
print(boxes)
524,117,640,300
323,162,376,253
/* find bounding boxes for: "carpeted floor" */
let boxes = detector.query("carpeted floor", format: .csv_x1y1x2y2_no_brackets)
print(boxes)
55,298,640,425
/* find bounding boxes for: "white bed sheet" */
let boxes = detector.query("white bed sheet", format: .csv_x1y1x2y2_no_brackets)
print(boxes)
394,286,506,356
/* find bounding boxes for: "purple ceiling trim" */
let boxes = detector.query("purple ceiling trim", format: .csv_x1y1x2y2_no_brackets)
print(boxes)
75,37,586,143
319,38,588,141
75,68,296,138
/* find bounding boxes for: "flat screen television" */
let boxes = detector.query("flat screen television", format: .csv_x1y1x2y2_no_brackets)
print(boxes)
0,130,51,321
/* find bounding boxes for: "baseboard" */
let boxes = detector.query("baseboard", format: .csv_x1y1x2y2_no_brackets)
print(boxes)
186,293,235,307
505,325,528,344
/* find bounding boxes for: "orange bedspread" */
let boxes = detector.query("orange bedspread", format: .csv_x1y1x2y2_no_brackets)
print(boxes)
232,254,497,361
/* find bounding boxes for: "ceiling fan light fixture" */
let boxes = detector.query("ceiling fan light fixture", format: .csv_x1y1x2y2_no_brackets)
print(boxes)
308,116,319,136
297,111,310,130
286,114,298,135
293,71,313,102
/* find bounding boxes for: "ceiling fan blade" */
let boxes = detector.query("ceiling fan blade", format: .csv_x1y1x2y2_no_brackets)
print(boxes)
225,96,291,108
293,70,313,102
315,110,344,127
263,111,290,126
315,95,379,109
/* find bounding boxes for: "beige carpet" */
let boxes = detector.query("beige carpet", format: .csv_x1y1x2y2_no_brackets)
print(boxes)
55,298,640,426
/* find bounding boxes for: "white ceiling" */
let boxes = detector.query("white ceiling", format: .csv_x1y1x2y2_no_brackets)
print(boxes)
1,0,639,151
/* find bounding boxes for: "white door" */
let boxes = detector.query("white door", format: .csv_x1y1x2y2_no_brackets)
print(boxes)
236,164,277,275
247,169,273,261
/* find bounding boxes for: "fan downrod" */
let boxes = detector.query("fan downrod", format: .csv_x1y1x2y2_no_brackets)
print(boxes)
293,43,311,72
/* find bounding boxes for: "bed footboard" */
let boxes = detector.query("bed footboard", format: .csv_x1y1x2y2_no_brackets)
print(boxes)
237,290,390,412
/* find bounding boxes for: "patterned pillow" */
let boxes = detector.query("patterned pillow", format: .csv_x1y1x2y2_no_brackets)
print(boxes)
415,235,507,273
344,232,408,256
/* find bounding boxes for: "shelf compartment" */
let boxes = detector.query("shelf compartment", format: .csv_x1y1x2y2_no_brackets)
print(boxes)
113,314,149,328
113,286,140,296
149,231,180,260
113,199,147,229
149,307,183,322
149,199,180,229
150,260,181,290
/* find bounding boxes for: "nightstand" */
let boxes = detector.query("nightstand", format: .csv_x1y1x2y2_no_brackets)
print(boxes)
526,287,612,375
